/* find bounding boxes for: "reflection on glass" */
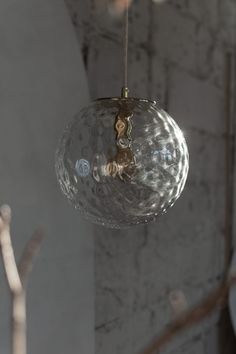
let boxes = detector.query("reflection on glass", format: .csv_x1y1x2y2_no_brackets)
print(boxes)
55,98,189,228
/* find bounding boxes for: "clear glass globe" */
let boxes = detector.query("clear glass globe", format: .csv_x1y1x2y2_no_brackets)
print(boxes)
55,98,189,228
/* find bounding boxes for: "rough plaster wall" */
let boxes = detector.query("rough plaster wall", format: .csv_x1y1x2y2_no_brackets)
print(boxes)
65,0,236,353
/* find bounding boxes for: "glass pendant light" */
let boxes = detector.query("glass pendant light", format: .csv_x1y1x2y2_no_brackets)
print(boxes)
55,2,189,229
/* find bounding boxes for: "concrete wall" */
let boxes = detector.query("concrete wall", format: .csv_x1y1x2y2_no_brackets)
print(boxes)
0,1,94,353
66,0,236,353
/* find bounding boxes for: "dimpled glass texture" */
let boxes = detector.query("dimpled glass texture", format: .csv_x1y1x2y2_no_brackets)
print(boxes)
55,98,189,228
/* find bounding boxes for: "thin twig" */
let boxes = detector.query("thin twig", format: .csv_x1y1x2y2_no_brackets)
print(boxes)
18,228,44,286
0,205,43,354
0,205,25,354
139,277,236,354
0,205,22,294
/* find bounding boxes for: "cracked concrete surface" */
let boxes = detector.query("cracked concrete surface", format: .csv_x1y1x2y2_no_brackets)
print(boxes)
66,0,236,353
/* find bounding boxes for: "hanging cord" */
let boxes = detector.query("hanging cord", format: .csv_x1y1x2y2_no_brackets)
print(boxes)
121,0,129,98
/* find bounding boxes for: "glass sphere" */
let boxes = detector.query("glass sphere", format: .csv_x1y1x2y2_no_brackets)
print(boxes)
55,98,189,228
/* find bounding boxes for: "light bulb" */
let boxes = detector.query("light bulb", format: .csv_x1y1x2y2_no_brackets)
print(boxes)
55,98,189,228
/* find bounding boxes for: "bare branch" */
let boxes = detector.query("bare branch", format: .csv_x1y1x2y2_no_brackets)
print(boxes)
139,277,236,354
18,228,44,286
12,291,26,354
0,205,44,354
0,205,23,294
0,205,25,354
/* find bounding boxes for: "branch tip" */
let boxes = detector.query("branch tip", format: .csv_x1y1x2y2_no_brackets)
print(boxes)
0,204,12,224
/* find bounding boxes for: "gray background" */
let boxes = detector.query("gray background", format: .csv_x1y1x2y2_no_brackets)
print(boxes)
0,1,94,354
